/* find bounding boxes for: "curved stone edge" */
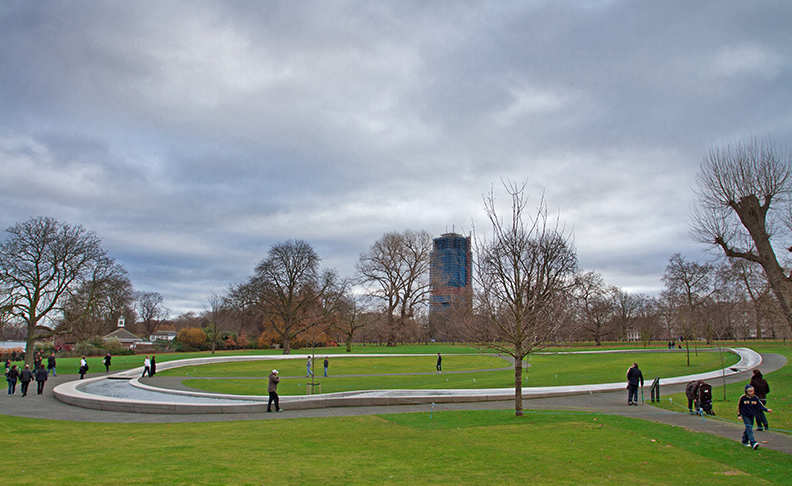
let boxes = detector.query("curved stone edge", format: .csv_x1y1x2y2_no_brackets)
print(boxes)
54,348,761,414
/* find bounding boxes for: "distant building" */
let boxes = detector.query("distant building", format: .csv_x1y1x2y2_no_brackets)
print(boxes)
429,233,472,337
150,330,177,342
103,328,147,349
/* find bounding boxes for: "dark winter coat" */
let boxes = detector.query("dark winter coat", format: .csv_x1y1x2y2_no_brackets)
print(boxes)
750,375,770,400
35,367,48,382
627,366,643,386
738,393,769,419
20,368,34,383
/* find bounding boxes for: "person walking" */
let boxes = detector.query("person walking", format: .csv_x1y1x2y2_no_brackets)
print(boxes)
436,353,442,373
6,364,19,395
142,356,151,377
47,353,56,376
79,356,88,379
103,353,112,372
738,385,771,449
150,356,157,376
35,364,48,395
306,356,313,377
19,364,34,397
323,357,329,377
750,369,771,431
626,362,644,405
267,369,281,412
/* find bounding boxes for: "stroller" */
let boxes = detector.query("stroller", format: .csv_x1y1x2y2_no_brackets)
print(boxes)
685,380,715,416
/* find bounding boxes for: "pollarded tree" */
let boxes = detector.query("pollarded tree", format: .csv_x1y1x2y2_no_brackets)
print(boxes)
468,181,577,417
692,138,792,333
0,217,118,366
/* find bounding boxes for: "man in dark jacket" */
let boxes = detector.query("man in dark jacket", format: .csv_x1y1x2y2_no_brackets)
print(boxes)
47,353,56,376
267,370,281,413
35,364,48,395
738,385,771,449
19,364,34,397
626,363,644,406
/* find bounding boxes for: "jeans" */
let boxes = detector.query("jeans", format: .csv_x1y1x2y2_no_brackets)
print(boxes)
6,379,16,395
741,416,756,445
37,381,45,394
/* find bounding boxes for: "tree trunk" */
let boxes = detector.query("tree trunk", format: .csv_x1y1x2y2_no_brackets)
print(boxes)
514,357,524,417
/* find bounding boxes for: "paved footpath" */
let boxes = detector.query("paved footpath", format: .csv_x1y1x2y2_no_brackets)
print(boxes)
2,353,792,455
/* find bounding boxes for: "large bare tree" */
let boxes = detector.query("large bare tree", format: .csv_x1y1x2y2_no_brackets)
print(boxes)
0,217,116,366
468,182,577,417
248,240,341,354
693,138,792,333
356,230,432,346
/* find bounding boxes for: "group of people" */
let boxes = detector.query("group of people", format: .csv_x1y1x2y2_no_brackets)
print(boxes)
5,352,58,396
141,355,157,377
305,356,330,378
5,362,49,396
626,361,775,450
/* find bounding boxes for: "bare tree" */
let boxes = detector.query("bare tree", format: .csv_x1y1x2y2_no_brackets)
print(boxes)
329,294,374,352
136,291,169,338
693,138,792,333
63,266,135,340
356,230,432,346
248,240,341,354
572,271,615,345
467,182,577,417
204,291,230,354
0,217,118,366
661,254,716,365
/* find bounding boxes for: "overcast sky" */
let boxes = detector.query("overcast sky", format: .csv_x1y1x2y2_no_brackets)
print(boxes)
1,1,790,314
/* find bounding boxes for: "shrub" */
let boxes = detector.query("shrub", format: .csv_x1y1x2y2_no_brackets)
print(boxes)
176,327,207,349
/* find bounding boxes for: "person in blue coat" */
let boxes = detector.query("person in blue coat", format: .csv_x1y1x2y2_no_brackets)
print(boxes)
738,385,772,449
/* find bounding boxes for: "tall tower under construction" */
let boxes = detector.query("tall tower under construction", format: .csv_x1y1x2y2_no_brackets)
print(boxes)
429,233,472,337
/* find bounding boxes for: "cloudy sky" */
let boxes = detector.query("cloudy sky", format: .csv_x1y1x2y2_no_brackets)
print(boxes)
1,1,790,314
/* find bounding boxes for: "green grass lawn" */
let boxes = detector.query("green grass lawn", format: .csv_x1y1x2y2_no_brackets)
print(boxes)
170,350,739,396
3,343,791,485
1,410,790,485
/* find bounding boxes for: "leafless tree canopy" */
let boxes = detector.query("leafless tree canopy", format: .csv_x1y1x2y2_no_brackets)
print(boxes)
356,230,432,346
247,239,342,354
137,291,168,338
470,181,577,416
0,217,114,365
692,138,792,331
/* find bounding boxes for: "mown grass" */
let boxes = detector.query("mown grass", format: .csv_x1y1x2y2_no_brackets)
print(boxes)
173,350,739,396
1,410,791,485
